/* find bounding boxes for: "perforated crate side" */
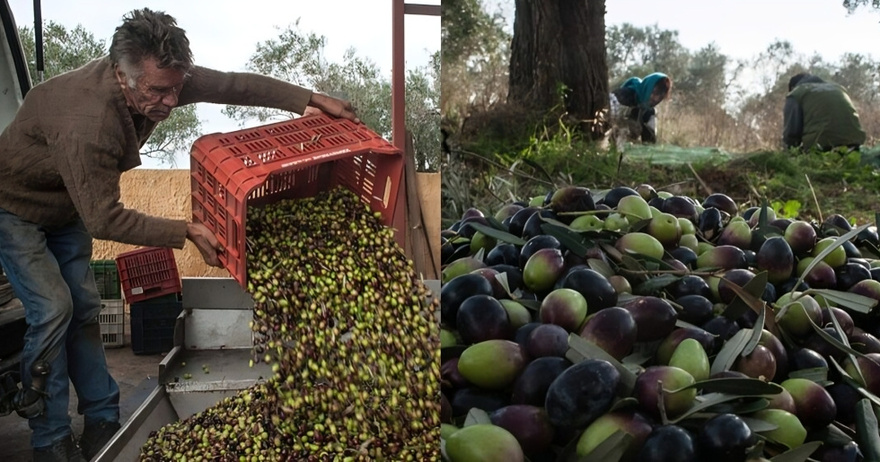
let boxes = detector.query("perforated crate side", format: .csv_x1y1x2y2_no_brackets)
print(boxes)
130,298,182,355
91,260,121,299
100,323,125,348
98,299,124,325
115,247,182,304
190,114,404,288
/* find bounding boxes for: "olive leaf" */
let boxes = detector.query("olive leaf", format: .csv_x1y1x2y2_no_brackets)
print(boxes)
807,422,856,448
825,306,852,349
829,356,880,408
805,288,877,314
587,258,616,279
485,215,507,231
599,242,624,262
539,214,573,229
634,274,680,295
467,222,527,246
757,199,770,230
794,223,871,290
807,311,864,358
768,441,822,461
609,397,640,412
720,270,769,322
740,416,779,433
463,408,491,427
708,397,769,415
786,366,829,383
494,272,513,298
741,302,767,356
855,398,880,461
667,392,776,424
541,223,590,257
670,377,783,395
577,430,633,462
672,318,696,329
566,334,637,395
710,328,752,375
621,350,654,366
516,299,542,311
472,247,486,263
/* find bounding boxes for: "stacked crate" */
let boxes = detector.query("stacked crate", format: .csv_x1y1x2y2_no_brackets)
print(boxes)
115,247,183,355
91,260,125,348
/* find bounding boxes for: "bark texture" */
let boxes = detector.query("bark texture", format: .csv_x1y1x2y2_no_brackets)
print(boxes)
508,0,609,137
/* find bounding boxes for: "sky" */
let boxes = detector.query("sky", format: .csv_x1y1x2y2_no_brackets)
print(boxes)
6,0,440,168
604,0,880,64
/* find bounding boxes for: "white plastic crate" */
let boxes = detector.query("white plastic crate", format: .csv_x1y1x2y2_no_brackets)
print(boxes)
99,299,125,348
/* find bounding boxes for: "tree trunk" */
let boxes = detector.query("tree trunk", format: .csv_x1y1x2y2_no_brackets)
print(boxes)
508,0,609,137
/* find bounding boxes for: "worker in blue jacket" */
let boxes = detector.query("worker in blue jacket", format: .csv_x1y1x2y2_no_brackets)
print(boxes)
609,72,673,144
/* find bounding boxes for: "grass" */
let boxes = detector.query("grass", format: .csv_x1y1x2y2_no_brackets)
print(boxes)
442,127,880,230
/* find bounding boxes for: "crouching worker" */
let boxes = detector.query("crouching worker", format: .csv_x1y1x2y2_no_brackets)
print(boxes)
783,72,866,152
609,72,673,145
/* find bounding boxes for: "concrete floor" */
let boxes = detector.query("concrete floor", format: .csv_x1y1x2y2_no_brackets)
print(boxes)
0,313,165,462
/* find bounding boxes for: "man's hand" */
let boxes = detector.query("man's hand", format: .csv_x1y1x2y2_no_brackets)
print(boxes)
308,93,360,124
186,222,224,267
303,106,325,117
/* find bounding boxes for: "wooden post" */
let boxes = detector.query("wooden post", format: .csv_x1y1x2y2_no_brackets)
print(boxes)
403,131,439,279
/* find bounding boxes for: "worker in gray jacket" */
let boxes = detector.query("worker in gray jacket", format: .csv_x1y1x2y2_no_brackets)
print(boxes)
782,73,865,152
0,8,357,461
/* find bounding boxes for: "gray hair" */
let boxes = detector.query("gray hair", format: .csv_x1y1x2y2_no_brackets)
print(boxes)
109,8,193,88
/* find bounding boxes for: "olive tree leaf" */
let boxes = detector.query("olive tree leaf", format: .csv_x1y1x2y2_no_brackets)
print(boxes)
576,430,633,462
794,224,871,290
710,328,752,375
787,366,829,383
587,258,616,279
807,312,864,358
485,215,507,231
670,377,783,395
467,222,527,246
855,398,880,462
541,223,589,257
463,408,491,427
712,397,770,415
634,274,680,295
768,441,822,461
742,303,767,356
805,289,877,314
567,334,637,394
740,416,779,433
829,356,880,408
516,299,542,311
720,271,769,322
668,392,775,424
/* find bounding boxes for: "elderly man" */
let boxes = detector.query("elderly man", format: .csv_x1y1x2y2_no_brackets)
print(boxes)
0,8,357,461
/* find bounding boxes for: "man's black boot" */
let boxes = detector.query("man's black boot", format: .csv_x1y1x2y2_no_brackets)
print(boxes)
79,420,121,460
33,434,87,462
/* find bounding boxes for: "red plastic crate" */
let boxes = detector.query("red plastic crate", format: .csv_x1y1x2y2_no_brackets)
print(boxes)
190,114,405,288
115,247,182,304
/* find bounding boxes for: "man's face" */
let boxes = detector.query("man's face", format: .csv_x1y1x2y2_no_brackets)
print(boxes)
115,57,186,122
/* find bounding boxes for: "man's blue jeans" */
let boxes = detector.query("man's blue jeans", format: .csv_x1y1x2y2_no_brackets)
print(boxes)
0,208,119,448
